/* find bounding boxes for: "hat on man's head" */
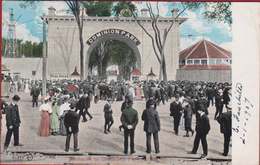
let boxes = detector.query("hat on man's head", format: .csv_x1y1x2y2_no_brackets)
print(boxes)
146,99,156,105
12,95,20,101
127,99,133,106
175,94,180,98
70,102,77,109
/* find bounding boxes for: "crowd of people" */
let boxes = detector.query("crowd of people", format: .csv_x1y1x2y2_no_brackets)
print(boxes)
1,78,232,158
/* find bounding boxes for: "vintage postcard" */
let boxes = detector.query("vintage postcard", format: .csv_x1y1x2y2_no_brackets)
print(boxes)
1,1,259,164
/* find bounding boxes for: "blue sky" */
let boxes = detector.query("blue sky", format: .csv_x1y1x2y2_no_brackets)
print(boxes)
2,1,232,51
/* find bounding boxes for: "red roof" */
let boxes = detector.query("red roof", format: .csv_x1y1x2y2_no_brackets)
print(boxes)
180,39,231,60
108,72,117,76
147,68,156,76
71,67,80,75
180,65,231,70
131,69,142,75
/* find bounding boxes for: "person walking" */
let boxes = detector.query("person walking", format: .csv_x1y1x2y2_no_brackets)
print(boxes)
120,99,138,155
170,94,182,135
182,99,194,137
77,92,92,122
141,99,160,154
38,97,53,137
4,95,23,149
103,98,114,134
64,102,80,152
188,109,210,158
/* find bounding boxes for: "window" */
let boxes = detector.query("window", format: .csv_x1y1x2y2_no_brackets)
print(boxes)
223,59,229,65
209,59,215,65
194,60,200,65
216,59,222,65
187,60,193,65
32,71,36,76
179,60,185,65
201,60,207,65
132,76,139,81
230,60,232,64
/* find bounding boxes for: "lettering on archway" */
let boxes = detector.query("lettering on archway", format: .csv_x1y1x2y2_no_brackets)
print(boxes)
86,29,141,46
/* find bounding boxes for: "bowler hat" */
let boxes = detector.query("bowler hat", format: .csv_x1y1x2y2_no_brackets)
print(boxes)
146,99,156,105
12,95,20,101
128,99,133,105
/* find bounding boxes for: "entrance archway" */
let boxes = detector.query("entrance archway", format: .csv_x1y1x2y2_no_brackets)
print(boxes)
85,29,141,78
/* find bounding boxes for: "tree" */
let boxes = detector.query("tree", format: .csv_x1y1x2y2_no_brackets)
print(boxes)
65,1,84,80
114,2,232,81
108,40,136,80
82,1,113,17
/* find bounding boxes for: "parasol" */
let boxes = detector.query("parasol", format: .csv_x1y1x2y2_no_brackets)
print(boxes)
65,84,79,92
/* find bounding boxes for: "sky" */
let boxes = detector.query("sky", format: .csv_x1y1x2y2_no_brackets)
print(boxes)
2,1,232,51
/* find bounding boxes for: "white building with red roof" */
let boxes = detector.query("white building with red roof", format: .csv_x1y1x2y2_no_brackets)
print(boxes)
130,68,142,81
176,39,231,82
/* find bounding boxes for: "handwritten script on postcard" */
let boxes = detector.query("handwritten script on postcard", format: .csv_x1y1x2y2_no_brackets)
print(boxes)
233,83,254,145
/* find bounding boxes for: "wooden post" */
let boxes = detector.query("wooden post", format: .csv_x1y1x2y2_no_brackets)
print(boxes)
42,13,47,96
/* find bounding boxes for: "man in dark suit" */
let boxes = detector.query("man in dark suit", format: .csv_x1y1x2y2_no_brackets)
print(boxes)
64,103,80,152
142,99,160,154
188,109,210,158
4,95,23,149
206,86,214,107
120,99,138,155
170,94,182,135
30,86,41,107
214,89,224,120
119,95,130,132
103,98,114,134
217,110,232,156
195,93,208,122
77,92,92,122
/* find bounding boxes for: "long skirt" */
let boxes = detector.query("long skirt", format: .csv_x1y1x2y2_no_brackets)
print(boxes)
38,111,51,137
136,87,142,100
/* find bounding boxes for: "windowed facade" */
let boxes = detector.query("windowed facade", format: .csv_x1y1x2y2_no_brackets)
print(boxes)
201,60,207,65
216,59,222,65
132,76,139,81
187,60,193,65
194,60,200,65
179,60,185,65
180,58,231,66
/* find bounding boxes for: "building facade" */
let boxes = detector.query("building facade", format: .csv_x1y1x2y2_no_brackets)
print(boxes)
41,6,187,81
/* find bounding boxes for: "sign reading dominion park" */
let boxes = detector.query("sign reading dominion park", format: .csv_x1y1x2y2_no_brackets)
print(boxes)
86,29,141,46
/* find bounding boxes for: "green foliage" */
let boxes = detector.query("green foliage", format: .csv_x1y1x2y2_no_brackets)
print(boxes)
82,1,113,16
113,1,137,17
19,1,39,9
203,2,232,25
2,38,43,57
89,40,137,80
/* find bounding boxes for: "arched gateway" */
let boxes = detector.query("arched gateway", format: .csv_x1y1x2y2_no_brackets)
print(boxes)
42,6,187,80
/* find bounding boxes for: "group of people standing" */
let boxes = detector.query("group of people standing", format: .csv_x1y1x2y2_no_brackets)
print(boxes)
2,79,232,158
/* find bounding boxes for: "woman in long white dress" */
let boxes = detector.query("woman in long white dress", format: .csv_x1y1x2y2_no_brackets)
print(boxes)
24,82,30,93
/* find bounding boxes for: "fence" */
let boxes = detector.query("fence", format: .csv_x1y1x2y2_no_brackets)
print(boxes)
176,69,231,83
